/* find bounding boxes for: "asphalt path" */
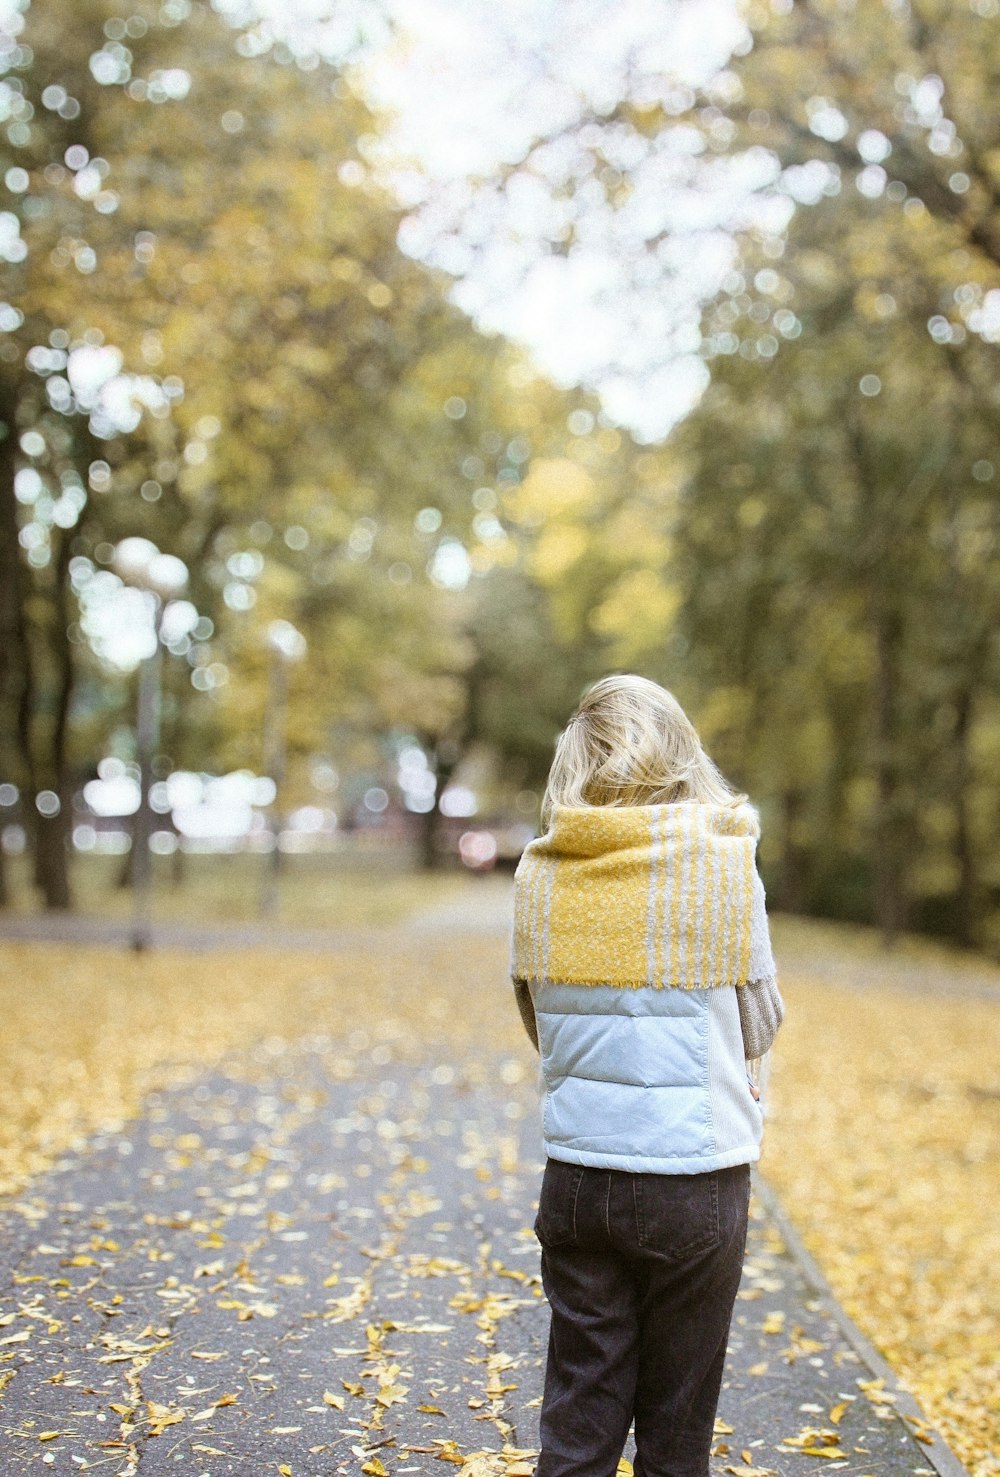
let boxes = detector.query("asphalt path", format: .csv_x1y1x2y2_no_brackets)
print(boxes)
0,888,976,1473
0,1032,967,1476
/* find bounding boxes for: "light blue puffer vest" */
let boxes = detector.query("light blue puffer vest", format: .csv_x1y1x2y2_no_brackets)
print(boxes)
530,978,763,1174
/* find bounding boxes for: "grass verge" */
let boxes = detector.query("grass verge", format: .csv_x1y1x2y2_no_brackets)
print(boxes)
1,848,473,927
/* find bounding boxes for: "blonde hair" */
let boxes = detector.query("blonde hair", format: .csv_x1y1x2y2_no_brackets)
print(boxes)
541,674,746,826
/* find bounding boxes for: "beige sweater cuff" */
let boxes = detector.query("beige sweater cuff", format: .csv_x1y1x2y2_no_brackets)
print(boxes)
738,977,784,1060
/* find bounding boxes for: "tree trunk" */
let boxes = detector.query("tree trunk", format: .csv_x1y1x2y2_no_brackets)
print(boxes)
848,413,910,947
259,647,287,916
32,528,75,911
0,410,19,720
34,807,72,909
415,795,440,871
870,598,907,945
777,787,808,914
0,404,32,910
951,683,975,948
415,741,460,871
130,637,162,948
0,421,15,912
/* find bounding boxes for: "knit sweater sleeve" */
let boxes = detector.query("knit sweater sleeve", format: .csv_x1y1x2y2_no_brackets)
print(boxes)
738,977,784,1060
513,979,539,1052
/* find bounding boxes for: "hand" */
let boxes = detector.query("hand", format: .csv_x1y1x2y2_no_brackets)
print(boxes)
748,1078,760,1102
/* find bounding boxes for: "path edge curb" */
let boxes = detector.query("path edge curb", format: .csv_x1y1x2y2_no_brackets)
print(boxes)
751,1171,971,1477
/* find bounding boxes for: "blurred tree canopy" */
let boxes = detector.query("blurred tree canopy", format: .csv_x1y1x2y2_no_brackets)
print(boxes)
2,0,999,955
0,0,631,905
429,0,1000,949
669,0,1000,949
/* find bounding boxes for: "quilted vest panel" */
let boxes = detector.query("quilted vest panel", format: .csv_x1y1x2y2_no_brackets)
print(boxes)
531,980,763,1175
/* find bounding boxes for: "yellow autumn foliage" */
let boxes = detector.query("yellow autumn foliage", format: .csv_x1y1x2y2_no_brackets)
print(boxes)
588,568,680,653
505,458,596,526
530,524,589,584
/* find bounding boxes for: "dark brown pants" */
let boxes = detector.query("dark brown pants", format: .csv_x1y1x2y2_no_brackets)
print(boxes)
534,1159,751,1477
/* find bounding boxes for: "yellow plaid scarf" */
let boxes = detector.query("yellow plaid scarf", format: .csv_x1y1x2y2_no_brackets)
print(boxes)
511,801,775,990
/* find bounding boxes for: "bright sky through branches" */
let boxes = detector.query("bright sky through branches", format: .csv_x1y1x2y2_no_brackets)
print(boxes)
358,0,769,441
2,0,776,442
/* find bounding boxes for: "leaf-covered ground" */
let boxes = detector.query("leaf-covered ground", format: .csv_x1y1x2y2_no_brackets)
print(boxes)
763,918,1000,1476
1,1037,946,1477
0,891,996,1473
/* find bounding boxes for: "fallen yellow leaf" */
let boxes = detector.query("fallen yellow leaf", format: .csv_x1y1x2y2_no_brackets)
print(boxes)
904,1414,936,1445
145,1400,185,1437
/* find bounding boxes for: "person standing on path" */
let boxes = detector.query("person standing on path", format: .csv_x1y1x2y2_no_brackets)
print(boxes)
511,674,784,1477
